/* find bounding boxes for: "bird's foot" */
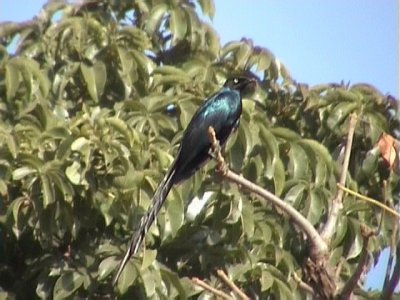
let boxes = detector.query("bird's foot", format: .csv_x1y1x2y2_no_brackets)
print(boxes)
207,126,228,175
208,139,221,159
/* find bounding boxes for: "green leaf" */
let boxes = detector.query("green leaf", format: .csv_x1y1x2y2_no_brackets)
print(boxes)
256,49,273,72
131,48,156,79
160,268,189,298
170,9,187,44
117,261,138,294
5,62,20,100
153,147,174,169
165,189,184,237
366,112,386,144
80,63,98,102
299,139,332,164
305,189,324,225
273,277,293,300
288,143,309,180
106,117,132,144
141,249,157,271
226,194,242,224
12,197,25,229
98,256,119,281
284,183,306,208
237,119,254,159
142,269,157,297
269,127,300,142
261,269,274,292
331,214,348,248
145,4,168,35
314,156,328,187
198,0,215,19
41,174,55,208
5,133,18,158
327,101,358,130
93,61,107,97
237,42,252,69
347,220,363,259
0,180,8,196
152,65,188,77
12,166,36,180
53,272,84,299
273,158,285,196
361,147,379,176
259,125,280,180
113,168,144,190
221,41,241,58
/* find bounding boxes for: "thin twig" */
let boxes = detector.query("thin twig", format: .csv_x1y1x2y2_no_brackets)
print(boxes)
337,184,400,219
340,225,374,299
207,127,328,258
382,246,400,299
216,269,249,300
292,272,315,295
383,180,396,289
382,211,399,297
321,113,358,242
192,277,231,299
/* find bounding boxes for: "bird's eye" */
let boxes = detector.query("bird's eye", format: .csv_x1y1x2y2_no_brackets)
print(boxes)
233,77,239,84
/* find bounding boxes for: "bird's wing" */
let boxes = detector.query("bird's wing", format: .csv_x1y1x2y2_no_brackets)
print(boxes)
173,90,241,181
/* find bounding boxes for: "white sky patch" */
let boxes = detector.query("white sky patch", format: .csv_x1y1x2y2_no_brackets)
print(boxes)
186,191,214,221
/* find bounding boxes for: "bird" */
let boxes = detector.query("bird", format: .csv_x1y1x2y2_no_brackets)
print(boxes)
112,76,256,285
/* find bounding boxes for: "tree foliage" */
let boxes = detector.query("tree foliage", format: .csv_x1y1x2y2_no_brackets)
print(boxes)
0,0,399,299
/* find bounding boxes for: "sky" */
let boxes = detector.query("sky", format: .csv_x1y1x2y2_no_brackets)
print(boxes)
0,0,398,293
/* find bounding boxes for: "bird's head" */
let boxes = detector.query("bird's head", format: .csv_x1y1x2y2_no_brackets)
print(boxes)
224,76,257,95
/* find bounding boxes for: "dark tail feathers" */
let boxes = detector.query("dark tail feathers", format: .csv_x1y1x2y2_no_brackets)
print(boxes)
112,168,176,286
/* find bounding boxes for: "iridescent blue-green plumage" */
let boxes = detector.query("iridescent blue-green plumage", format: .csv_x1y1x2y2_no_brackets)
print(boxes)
113,76,255,285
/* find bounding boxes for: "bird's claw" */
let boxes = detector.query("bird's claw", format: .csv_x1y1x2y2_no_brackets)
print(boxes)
208,139,222,159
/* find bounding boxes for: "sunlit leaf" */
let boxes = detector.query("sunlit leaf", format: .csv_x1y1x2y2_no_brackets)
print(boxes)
98,256,119,281
170,8,187,44
80,63,99,102
117,261,138,294
141,249,157,271
5,62,20,100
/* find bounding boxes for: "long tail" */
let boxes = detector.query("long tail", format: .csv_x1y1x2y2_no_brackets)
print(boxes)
112,167,176,286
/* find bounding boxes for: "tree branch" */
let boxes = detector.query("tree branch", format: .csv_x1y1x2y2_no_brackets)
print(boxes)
207,127,328,258
339,224,374,299
207,127,338,298
320,113,358,242
192,277,231,299
217,269,249,300
382,214,400,298
336,184,400,219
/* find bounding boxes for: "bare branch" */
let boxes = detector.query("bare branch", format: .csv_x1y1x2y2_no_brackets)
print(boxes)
382,249,400,299
321,113,358,242
192,277,231,299
207,126,328,258
217,269,249,300
336,184,400,219
382,211,400,298
208,126,337,298
340,225,374,299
